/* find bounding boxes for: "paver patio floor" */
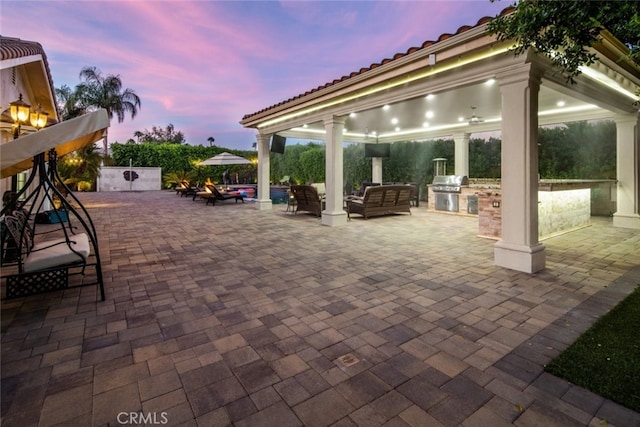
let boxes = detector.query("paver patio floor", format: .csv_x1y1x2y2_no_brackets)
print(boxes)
1,190,639,427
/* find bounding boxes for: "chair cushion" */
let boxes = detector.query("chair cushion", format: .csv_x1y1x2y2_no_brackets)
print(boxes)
25,233,91,272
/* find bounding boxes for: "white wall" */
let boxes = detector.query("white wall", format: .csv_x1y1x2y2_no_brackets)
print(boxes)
97,166,161,192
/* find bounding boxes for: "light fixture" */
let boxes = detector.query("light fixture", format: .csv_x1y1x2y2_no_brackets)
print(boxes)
425,111,434,119
485,78,496,86
391,118,398,125
425,94,435,100
9,93,31,138
467,106,484,125
556,100,566,107
30,104,48,130
382,105,390,111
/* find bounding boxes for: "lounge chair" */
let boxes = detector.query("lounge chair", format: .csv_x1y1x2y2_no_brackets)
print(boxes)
290,185,323,217
192,184,213,201
205,186,245,205
175,181,190,195
176,181,201,197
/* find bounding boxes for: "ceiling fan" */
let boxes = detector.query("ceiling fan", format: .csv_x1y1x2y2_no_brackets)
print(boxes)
467,106,484,125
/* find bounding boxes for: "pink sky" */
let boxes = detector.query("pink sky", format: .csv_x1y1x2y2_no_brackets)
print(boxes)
1,1,508,150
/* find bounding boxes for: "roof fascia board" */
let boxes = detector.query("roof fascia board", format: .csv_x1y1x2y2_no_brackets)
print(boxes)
0,54,43,70
256,51,523,136
593,30,640,81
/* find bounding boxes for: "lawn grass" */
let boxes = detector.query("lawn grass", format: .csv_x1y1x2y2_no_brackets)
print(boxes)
545,286,640,412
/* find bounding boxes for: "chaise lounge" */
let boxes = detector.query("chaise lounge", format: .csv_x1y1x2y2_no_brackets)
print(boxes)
205,186,245,206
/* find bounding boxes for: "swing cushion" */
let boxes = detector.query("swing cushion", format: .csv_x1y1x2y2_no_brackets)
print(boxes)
24,233,91,273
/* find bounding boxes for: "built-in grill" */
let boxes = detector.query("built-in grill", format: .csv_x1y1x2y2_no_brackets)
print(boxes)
432,175,468,212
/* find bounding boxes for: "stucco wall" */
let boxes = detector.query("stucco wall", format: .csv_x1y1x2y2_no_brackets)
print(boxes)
97,166,161,192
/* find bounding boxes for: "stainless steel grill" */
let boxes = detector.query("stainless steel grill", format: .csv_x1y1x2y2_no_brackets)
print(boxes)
431,175,469,193
432,175,468,212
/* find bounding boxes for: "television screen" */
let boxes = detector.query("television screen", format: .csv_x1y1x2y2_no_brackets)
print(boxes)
271,135,286,154
364,143,390,158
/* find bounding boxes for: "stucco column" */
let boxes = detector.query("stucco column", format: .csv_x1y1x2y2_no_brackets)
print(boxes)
453,132,470,177
255,133,272,211
494,64,545,273
322,115,348,226
613,113,640,229
372,157,383,183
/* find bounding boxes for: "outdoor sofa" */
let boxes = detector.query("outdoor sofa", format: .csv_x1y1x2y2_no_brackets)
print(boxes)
346,184,413,219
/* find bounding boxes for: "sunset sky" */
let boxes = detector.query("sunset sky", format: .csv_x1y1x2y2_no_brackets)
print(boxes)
1,1,509,150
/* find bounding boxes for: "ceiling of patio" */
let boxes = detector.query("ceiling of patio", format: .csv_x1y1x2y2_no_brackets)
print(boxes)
281,79,614,144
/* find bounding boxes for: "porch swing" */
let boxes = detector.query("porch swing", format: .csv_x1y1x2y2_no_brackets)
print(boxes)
1,148,105,300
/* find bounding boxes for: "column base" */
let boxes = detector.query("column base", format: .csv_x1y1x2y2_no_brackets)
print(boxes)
613,213,640,229
321,210,348,226
494,241,546,273
255,199,273,211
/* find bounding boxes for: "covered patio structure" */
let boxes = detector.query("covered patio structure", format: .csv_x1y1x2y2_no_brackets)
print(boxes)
240,8,639,274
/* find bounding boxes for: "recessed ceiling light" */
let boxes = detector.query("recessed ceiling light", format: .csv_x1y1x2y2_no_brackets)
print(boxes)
395,127,401,132
556,100,566,107
423,122,430,128
425,94,435,100
391,118,398,125
382,105,390,111
458,116,465,122
425,111,434,119
349,112,356,118
485,78,496,85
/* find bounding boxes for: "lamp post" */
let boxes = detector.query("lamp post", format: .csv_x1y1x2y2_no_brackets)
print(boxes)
29,104,48,131
9,94,31,192
9,93,31,139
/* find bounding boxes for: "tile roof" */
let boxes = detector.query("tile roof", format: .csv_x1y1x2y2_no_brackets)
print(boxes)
241,6,514,122
1,35,56,102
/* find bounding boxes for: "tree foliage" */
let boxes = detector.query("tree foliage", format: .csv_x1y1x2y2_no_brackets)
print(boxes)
110,143,257,188
57,143,103,191
538,121,616,179
55,84,88,120
488,0,640,89
77,66,142,152
108,120,615,189
132,123,185,144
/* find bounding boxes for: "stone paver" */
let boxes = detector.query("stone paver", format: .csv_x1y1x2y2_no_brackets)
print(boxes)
1,190,639,426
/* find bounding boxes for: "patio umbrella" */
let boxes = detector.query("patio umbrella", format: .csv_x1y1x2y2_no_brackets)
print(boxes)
198,152,252,166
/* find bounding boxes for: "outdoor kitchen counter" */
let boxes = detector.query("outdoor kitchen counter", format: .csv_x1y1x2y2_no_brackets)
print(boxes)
538,179,615,191
429,179,616,240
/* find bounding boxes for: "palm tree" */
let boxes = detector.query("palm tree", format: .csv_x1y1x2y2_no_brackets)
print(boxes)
133,130,143,143
55,84,87,120
207,136,215,147
78,66,141,154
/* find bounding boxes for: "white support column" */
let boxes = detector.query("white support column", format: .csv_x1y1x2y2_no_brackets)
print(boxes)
453,132,470,177
372,158,383,183
613,113,640,229
255,133,272,211
322,115,348,226
494,64,545,273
